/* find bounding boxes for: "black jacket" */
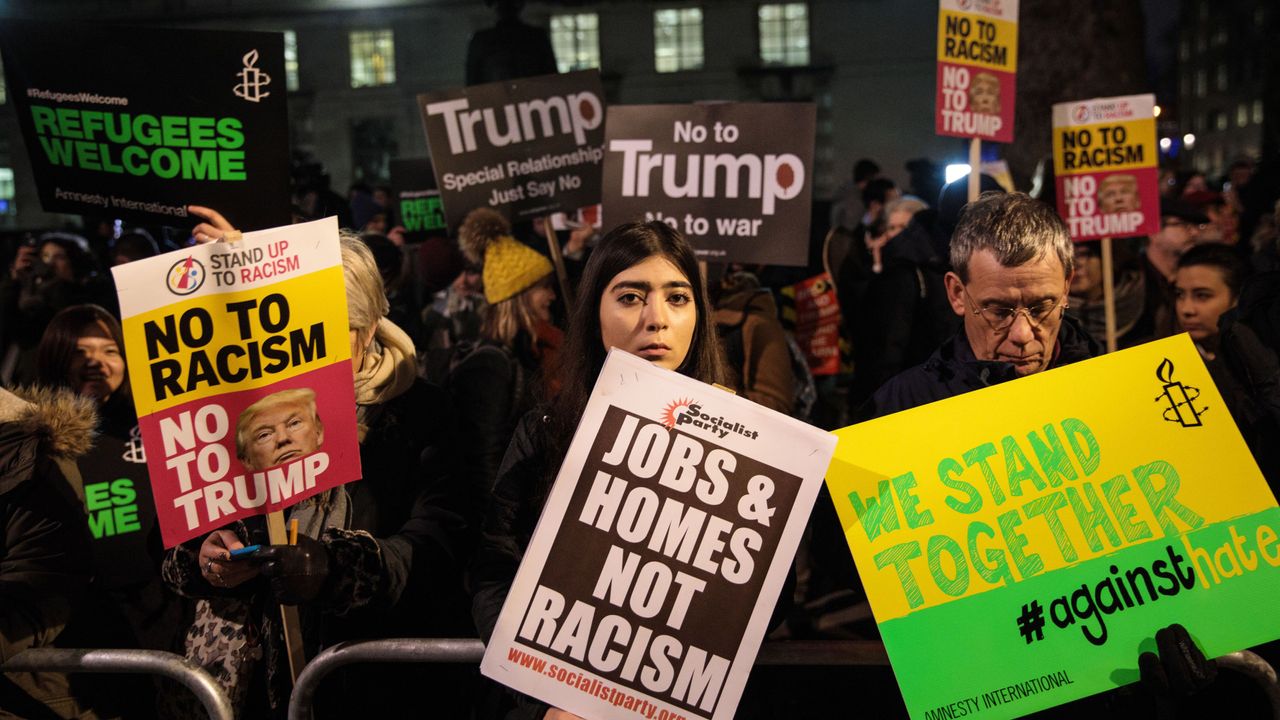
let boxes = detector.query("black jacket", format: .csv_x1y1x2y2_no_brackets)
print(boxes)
862,314,1101,419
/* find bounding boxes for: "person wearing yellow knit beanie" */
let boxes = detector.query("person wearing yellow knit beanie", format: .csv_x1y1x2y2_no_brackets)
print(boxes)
448,208,559,497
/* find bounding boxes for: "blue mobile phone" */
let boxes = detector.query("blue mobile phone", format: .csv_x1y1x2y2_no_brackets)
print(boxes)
229,544,262,559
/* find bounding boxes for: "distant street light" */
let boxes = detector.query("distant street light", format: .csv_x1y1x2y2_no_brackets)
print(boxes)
1159,137,1172,151
945,163,971,184
1183,133,1196,149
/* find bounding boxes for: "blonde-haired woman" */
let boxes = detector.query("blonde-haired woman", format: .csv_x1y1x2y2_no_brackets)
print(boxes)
165,212,473,718
447,208,559,498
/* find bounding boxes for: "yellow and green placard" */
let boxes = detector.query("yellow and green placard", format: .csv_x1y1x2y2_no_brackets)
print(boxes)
826,335,1280,719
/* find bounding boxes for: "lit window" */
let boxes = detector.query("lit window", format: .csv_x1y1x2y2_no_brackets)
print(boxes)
1215,63,1228,91
0,168,14,216
654,8,704,73
551,13,600,73
1195,70,1206,98
759,3,809,66
284,30,300,92
0,57,5,105
1212,26,1227,46
1178,39,1189,61
1237,103,1249,128
1215,111,1228,131
349,29,396,88
1254,100,1264,125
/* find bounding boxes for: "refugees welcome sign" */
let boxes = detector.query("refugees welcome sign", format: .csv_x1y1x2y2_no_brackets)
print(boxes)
482,350,835,720
825,336,1280,719
0,21,291,230
112,218,361,547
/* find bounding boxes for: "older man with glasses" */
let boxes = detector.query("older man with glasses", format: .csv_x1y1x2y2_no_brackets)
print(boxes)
862,191,1100,416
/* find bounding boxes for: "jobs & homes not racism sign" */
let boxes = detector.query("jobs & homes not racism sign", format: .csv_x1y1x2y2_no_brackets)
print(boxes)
1052,94,1160,241
482,350,836,720
0,20,291,230
825,335,1280,719
936,0,1018,143
602,103,816,267
418,70,605,229
112,218,361,547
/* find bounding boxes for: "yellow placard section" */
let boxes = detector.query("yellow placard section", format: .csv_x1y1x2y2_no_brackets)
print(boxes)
1053,117,1158,176
937,10,1018,73
123,265,351,416
826,336,1273,623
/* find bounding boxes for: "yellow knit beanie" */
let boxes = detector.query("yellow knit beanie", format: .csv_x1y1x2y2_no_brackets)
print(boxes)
458,208,553,304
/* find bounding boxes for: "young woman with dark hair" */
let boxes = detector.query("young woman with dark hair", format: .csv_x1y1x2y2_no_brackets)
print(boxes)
471,220,728,720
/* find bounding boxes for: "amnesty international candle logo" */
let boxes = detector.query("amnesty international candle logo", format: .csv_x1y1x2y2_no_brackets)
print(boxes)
166,256,206,295
233,50,271,103
1155,358,1206,428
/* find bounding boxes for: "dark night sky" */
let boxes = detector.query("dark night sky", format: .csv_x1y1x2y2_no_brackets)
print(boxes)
1142,0,1180,104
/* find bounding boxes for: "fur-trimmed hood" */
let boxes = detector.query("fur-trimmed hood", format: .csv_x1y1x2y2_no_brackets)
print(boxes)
0,385,97,460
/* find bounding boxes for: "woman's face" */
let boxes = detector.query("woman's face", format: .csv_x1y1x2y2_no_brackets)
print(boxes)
40,242,74,281
1174,265,1236,345
527,276,556,323
598,255,697,371
69,322,125,403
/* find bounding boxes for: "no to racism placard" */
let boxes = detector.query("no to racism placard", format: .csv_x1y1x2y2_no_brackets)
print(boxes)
825,335,1280,719
603,103,816,267
418,70,605,229
389,158,447,243
936,0,1018,143
482,350,836,720
780,273,841,377
1052,94,1160,241
0,20,291,230
112,218,361,547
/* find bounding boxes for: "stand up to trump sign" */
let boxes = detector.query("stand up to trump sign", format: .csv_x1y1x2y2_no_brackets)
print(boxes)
112,218,361,547
936,0,1018,143
1052,94,1160,241
481,350,835,720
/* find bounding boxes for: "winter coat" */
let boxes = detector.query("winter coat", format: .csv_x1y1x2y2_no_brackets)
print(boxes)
862,313,1102,419
0,387,96,719
715,288,796,415
161,379,474,719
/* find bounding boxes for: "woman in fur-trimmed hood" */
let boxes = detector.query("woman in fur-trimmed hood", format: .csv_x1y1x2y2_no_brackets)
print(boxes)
0,384,99,719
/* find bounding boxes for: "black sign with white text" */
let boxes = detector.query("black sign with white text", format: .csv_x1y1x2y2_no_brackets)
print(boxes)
603,103,816,267
417,70,605,229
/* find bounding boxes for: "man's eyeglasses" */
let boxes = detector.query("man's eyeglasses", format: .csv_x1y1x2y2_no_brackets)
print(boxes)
1162,218,1206,231
964,291,1067,331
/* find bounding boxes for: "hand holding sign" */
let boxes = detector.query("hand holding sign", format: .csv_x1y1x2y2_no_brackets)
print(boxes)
188,205,240,244
199,528,261,588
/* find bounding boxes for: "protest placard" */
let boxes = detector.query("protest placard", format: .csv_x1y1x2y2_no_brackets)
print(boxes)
418,70,605,229
825,335,1280,719
936,0,1018,143
1052,94,1160,241
481,349,836,720
390,158,447,243
0,20,291,230
780,273,841,377
602,103,815,267
111,217,361,548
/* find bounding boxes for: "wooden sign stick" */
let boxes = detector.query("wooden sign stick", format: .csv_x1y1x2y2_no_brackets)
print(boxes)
266,509,307,683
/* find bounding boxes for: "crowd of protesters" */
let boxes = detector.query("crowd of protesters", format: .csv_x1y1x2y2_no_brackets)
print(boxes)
1,147,1278,719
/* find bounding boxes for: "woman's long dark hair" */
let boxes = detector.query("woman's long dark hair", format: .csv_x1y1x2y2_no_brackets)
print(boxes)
37,304,128,395
544,221,727,470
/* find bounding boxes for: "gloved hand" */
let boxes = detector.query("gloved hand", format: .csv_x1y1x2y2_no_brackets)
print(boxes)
1139,624,1217,718
256,534,331,605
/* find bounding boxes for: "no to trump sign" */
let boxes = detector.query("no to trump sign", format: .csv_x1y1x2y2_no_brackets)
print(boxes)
826,335,1280,719
1052,94,1160,241
602,103,816,267
936,0,1018,143
112,218,361,547
482,350,836,720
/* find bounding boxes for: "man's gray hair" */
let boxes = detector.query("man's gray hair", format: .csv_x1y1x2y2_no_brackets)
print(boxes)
950,192,1073,282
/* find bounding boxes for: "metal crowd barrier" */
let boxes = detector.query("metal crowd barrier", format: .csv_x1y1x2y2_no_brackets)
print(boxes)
287,638,889,720
1,647,233,720
1221,651,1280,720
